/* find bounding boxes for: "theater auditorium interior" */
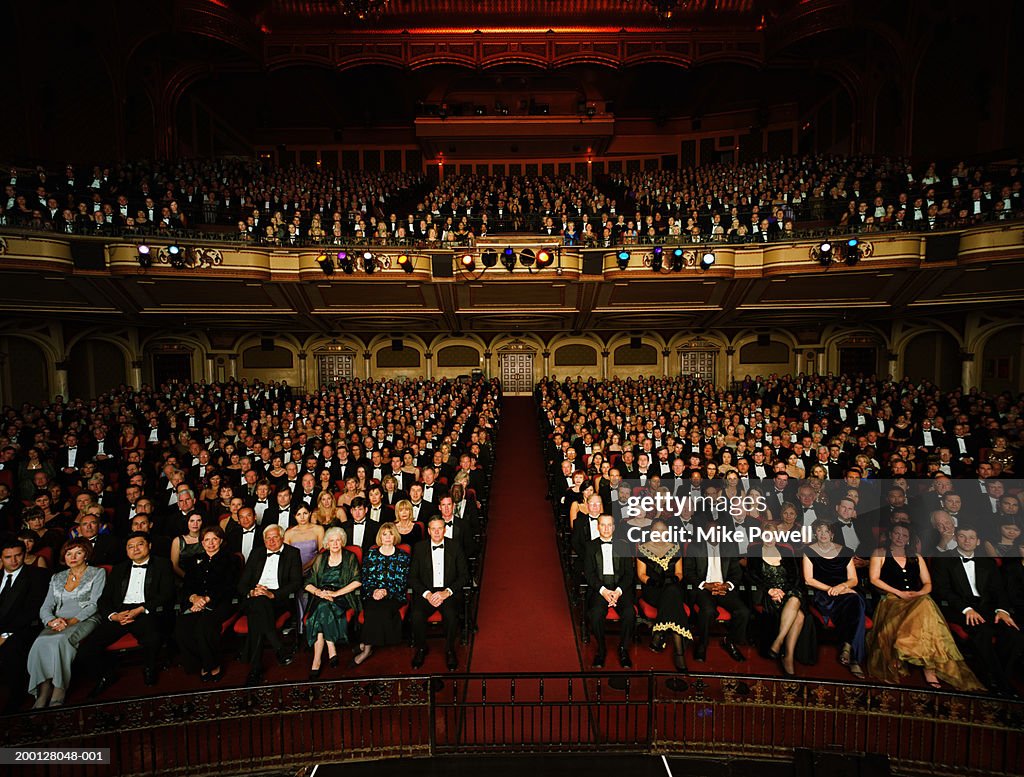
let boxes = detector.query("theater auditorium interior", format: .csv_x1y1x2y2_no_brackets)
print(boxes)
1,0,1023,775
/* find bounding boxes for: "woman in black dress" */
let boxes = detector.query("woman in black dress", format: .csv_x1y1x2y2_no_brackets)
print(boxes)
636,519,691,672
352,522,411,666
749,520,814,676
174,526,238,682
803,519,866,679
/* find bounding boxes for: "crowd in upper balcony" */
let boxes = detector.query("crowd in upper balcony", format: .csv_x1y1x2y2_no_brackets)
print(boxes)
1,154,1021,248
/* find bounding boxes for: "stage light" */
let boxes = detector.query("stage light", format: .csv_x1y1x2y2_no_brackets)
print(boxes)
337,250,354,274
363,251,376,274
651,246,663,272
845,237,862,266
397,254,413,273
481,249,498,268
671,247,684,272
137,244,152,268
700,251,716,270
315,253,335,275
535,248,554,269
818,241,833,266
167,244,186,268
519,248,536,267
616,250,631,270
501,246,516,271
460,253,476,271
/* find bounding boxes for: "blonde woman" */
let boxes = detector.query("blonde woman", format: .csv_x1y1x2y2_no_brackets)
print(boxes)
337,477,360,508
392,499,423,545
312,490,337,526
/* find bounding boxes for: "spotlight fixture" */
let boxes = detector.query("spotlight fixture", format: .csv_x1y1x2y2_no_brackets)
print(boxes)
481,249,498,268
501,246,516,272
397,254,414,273
363,251,377,274
671,247,685,272
845,237,862,266
137,244,152,268
460,252,476,271
337,250,354,274
519,248,536,267
535,248,554,269
651,246,664,272
700,251,716,270
167,244,186,268
818,241,833,266
316,253,335,275
616,250,631,270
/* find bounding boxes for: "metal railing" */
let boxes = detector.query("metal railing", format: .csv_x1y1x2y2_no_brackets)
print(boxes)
3,672,1021,776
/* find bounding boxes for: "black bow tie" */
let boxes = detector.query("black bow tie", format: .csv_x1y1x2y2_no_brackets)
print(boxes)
256,499,267,504
68,447,77,451
961,556,974,564
132,563,148,569
242,528,255,534
444,520,453,527
267,551,281,556
432,544,444,551
601,540,614,545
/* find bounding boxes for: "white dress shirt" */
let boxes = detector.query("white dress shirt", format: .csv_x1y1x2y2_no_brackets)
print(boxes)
240,527,257,560
122,563,148,609
257,552,282,589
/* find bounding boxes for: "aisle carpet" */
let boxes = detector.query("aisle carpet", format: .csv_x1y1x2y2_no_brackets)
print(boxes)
468,397,581,674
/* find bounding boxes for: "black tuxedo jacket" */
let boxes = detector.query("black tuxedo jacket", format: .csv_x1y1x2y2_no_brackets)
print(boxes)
237,544,303,601
583,538,635,594
932,552,1009,619
85,438,121,463
98,555,176,619
409,539,469,597
339,519,379,554
55,446,84,471
224,521,266,557
683,542,744,590
261,501,299,529
411,500,440,523
87,534,124,566
0,565,49,636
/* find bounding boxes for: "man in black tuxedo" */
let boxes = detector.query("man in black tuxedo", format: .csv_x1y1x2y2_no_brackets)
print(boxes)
0,482,21,532
366,485,395,525
262,486,298,531
84,533,176,694
932,525,1024,697
571,494,606,572
225,507,264,561
0,539,49,711
339,497,377,554
76,515,123,566
387,456,414,493
683,525,750,662
446,486,481,556
583,514,635,668
409,483,440,523
765,471,797,518
419,466,447,506
237,524,302,683
456,454,486,498
409,516,469,671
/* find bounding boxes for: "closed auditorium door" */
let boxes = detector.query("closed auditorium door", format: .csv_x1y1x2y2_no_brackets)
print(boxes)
681,350,716,382
317,353,354,385
499,352,535,394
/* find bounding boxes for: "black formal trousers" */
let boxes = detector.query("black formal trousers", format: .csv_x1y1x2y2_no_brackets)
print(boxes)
82,613,167,675
692,588,750,644
587,586,636,650
409,588,460,650
947,606,1024,689
174,602,237,672
0,632,36,711
240,594,290,661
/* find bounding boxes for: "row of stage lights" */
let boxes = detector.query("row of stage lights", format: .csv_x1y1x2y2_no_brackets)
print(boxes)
815,238,863,267
314,250,391,275
617,246,716,272
460,246,555,272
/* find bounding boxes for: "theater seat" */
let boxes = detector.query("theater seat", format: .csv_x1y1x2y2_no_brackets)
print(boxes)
233,610,291,635
106,633,139,651
809,604,872,630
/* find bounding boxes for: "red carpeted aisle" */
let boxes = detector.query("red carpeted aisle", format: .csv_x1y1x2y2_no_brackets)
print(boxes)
469,397,581,673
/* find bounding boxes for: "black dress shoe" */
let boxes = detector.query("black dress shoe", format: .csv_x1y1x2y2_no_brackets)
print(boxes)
411,648,427,669
143,668,157,687
592,652,606,669
673,652,689,673
209,668,225,683
650,633,667,653
618,646,632,668
446,649,458,671
276,648,294,666
89,674,118,699
721,638,745,662
245,668,263,685
693,643,706,662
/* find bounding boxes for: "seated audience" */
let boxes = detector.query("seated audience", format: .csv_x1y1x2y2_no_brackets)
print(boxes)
409,516,468,671
304,526,362,679
354,522,411,666
584,514,636,669
0,539,50,711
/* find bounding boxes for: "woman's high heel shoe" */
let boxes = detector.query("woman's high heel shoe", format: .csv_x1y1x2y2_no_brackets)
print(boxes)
328,655,339,669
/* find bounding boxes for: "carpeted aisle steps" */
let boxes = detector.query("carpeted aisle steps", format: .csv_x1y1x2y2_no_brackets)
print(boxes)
468,397,581,674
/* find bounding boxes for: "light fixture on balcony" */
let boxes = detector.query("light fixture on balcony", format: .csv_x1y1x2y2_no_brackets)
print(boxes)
337,0,389,21
642,0,692,20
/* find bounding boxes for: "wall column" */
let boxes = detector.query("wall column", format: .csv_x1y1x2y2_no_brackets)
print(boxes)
130,359,143,389
297,352,307,390
205,355,215,383
601,350,609,379
887,350,899,381
960,352,976,391
662,349,670,377
228,353,238,380
483,350,492,379
542,350,550,377
424,351,432,380
54,361,70,399
725,347,735,385
363,351,372,379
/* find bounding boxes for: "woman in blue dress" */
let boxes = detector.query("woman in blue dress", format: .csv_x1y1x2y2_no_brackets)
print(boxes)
352,522,411,666
304,526,361,679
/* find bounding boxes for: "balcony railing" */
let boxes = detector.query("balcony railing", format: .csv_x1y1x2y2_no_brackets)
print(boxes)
2,672,1021,777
